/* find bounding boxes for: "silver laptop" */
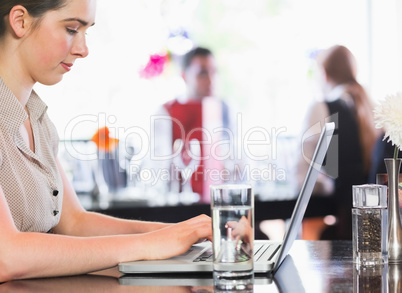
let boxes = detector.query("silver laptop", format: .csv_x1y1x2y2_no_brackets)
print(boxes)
118,122,335,275
119,255,304,292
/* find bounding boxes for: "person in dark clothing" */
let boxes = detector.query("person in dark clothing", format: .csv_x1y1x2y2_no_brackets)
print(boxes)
297,45,380,240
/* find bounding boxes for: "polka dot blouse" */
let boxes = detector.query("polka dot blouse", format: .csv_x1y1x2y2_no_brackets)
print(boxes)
0,78,63,232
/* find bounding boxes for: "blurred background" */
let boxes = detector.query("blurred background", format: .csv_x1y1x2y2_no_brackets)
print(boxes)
34,0,402,140
33,0,402,240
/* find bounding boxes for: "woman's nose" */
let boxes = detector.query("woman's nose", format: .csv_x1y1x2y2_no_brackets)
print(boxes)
71,35,89,58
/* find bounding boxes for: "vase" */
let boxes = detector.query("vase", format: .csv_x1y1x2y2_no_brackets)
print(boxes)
385,158,402,263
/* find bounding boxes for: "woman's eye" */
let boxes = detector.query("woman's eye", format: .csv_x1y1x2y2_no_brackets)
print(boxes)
66,28,78,35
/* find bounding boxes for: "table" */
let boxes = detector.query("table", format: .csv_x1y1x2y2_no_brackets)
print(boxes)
2,240,391,293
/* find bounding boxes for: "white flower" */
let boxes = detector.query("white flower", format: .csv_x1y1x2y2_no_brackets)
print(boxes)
374,92,402,150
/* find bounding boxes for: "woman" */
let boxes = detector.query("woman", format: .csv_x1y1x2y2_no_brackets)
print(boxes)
297,45,379,239
0,0,211,282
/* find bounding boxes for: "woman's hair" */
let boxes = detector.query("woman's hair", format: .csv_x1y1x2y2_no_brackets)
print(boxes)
0,0,67,37
318,45,378,174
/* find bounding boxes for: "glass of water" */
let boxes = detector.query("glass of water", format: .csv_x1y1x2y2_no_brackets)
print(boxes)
210,184,254,280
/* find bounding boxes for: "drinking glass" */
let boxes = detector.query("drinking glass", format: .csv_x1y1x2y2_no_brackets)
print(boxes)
210,184,254,280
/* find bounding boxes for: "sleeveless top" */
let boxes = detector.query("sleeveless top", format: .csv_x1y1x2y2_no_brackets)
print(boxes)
0,78,63,232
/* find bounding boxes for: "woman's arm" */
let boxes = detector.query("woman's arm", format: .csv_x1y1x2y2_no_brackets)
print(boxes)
53,159,171,237
0,160,212,282
0,183,211,282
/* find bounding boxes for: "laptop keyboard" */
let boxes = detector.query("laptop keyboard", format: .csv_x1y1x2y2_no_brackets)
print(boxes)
193,244,271,262
193,250,213,262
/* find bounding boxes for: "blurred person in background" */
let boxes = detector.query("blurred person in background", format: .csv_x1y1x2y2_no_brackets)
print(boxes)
296,45,380,240
152,47,236,202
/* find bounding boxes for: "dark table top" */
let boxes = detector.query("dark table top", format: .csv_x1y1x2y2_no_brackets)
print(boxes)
2,240,393,293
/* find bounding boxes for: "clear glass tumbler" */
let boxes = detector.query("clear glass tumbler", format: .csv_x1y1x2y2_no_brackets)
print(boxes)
352,184,388,266
210,184,254,280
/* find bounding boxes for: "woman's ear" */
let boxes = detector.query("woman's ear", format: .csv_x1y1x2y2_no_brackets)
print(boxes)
8,5,32,38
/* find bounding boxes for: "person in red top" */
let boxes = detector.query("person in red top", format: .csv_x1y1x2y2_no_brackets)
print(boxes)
156,47,232,201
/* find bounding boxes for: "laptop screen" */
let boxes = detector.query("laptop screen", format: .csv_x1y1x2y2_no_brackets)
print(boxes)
273,122,335,272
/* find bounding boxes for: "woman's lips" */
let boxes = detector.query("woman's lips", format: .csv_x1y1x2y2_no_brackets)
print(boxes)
61,62,73,72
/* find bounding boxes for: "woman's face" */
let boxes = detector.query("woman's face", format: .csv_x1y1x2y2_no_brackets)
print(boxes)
20,0,96,86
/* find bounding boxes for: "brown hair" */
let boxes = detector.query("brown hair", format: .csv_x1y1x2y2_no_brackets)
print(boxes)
0,0,67,37
319,45,378,173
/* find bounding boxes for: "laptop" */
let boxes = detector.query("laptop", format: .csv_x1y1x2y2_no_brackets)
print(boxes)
119,255,304,292
118,122,335,275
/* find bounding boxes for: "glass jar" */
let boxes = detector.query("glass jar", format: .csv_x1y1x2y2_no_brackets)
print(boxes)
352,184,388,266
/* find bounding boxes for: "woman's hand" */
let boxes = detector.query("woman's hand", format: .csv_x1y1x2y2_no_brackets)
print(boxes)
140,214,212,260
